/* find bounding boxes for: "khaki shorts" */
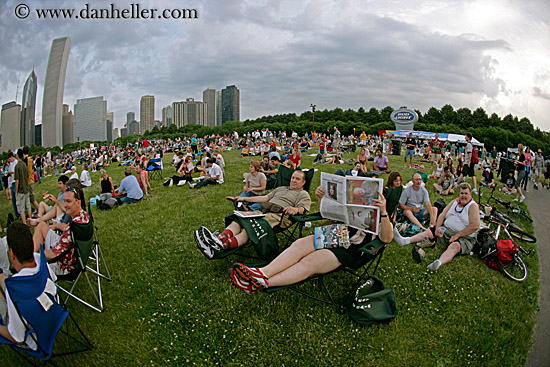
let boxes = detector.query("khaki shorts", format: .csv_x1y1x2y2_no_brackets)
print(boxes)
437,227,477,255
16,193,31,214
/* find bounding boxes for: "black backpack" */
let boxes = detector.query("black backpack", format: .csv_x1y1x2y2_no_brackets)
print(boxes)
99,197,118,210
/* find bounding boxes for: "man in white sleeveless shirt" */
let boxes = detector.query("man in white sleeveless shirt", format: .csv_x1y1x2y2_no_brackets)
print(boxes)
393,182,480,271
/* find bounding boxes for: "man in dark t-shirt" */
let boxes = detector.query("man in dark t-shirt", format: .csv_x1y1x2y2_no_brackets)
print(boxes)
404,133,416,166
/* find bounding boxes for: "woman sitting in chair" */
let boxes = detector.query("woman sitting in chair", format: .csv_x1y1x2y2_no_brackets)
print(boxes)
228,186,393,295
236,160,267,210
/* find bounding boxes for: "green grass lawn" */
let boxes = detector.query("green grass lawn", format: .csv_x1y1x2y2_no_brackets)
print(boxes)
0,149,539,366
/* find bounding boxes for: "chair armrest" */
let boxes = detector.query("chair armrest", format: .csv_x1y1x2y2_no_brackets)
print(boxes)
358,238,386,256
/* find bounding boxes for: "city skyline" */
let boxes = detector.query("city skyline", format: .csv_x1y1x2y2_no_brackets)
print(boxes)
0,1,549,134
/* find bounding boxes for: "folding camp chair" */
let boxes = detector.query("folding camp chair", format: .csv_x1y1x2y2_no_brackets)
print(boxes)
146,157,163,180
214,167,317,261
0,248,92,364
51,219,112,313
263,186,403,306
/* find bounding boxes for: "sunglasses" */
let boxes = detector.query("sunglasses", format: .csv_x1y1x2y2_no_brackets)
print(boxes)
66,186,81,201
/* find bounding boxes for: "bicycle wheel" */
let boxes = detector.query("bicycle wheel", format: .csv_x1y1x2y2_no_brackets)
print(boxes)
508,226,537,243
496,255,528,282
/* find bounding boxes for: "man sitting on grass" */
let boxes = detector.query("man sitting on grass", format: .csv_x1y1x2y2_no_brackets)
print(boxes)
30,175,69,226
189,157,224,189
114,167,143,204
371,148,391,174
393,183,480,271
399,172,438,231
227,186,393,295
194,170,311,259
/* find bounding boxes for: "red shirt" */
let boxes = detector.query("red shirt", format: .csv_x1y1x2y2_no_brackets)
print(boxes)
52,210,90,274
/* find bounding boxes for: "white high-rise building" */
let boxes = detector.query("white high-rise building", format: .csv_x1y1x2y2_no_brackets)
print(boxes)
42,37,71,148
73,96,107,142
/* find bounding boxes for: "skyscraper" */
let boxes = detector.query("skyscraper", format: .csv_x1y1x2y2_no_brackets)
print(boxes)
140,95,155,134
0,102,21,153
216,90,222,125
106,112,114,142
20,69,37,146
221,85,240,124
162,105,173,126
62,104,74,146
203,88,216,127
73,96,107,142
42,37,71,148
172,98,208,127
127,112,135,127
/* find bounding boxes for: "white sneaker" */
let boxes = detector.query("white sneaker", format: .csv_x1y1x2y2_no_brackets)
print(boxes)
520,195,525,203
512,198,519,202
177,180,186,186
189,183,195,189
472,188,478,194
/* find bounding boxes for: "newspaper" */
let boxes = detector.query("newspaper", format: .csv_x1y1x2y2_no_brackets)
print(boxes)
320,172,383,235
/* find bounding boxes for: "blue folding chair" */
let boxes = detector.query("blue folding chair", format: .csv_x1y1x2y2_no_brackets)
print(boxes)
146,157,163,180
0,248,92,364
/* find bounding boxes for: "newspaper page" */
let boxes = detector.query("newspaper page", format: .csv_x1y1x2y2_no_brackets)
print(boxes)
320,172,383,235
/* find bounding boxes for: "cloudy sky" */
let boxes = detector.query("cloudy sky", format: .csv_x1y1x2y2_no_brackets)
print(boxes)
1,0,549,132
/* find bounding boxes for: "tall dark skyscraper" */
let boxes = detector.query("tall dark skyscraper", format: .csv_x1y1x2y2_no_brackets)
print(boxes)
221,85,240,124
42,36,71,147
20,69,37,146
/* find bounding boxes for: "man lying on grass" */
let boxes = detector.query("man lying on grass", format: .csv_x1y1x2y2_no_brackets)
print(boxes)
393,182,480,271
228,186,393,295
194,170,311,259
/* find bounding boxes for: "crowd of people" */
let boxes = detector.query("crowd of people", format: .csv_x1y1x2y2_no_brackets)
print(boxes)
0,126,548,339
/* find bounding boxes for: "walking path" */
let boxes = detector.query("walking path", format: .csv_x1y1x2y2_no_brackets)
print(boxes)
525,186,550,367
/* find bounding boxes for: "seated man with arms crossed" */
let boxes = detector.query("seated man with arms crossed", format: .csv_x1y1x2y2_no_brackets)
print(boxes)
399,172,437,230
228,186,393,294
195,170,311,259
371,148,391,174
0,222,56,349
393,183,480,271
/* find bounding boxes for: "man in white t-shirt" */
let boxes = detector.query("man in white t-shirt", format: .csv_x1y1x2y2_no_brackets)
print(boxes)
190,158,224,189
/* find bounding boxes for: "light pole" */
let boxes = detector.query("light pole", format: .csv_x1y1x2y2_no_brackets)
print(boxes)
310,104,316,133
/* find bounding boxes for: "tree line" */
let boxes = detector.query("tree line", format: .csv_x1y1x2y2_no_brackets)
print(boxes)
4,104,547,161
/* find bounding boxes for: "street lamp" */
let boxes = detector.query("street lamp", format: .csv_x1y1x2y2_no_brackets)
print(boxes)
310,104,316,132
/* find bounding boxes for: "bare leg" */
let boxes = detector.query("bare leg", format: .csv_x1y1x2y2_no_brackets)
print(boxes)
409,229,433,244
261,236,316,277
403,210,425,229
33,222,50,251
437,242,461,265
261,236,341,287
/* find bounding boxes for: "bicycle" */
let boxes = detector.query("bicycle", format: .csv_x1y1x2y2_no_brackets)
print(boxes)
480,186,533,223
479,205,535,282
479,204,537,243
